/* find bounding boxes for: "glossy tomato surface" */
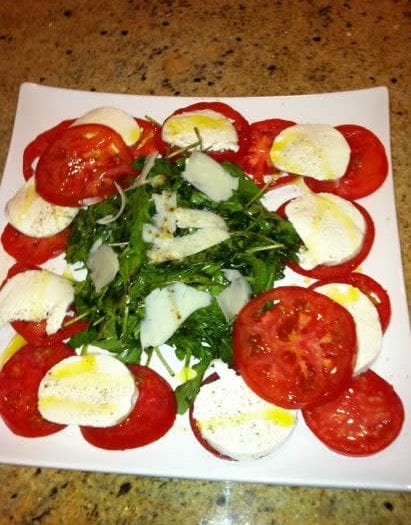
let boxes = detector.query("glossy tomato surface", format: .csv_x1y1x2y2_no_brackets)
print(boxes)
132,118,163,159
303,370,404,456
159,101,250,163
309,272,391,332
1,223,71,265
277,199,375,280
23,119,74,180
305,125,388,200
81,365,176,450
0,343,75,437
233,286,357,409
35,123,136,206
239,118,297,187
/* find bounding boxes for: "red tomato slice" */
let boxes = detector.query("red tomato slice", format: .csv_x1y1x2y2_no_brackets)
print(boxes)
309,272,391,332
189,372,234,461
159,101,250,163
80,365,176,450
0,343,75,437
35,123,136,207
233,286,357,409
11,310,89,347
304,125,389,200
303,370,404,456
239,118,297,187
1,223,70,265
277,199,375,280
23,119,74,180
132,118,162,158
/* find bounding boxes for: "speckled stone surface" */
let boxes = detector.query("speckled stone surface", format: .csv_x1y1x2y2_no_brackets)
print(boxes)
0,1,410,524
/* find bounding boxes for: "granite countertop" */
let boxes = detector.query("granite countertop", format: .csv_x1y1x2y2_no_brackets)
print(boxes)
0,1,410,523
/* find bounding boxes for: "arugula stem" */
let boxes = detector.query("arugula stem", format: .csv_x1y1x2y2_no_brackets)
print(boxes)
153,346,175,377
244,176,275,208
246,243,284,254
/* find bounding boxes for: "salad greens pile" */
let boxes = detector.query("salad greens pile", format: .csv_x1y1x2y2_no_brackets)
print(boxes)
66,155,300,412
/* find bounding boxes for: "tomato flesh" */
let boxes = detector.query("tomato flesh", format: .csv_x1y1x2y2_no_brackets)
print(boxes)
233,286,357,409
132,118,162,159
80,365,176,450
0,343,75,437
239,118,297,187
35,123,136,207
309,272,391,332
1,223,71,265
303,370,404,456
305,125,388,200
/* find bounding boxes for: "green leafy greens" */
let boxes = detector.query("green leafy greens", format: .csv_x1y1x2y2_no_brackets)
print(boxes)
66,155,300,413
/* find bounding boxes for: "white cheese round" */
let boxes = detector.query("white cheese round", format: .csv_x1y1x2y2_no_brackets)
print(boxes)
270,124,351,181
193,372,297,461
286,192,366,270
162,109,239,152
315,282,383,374
6,177,79,238
72,106,141,146
38,354,138,427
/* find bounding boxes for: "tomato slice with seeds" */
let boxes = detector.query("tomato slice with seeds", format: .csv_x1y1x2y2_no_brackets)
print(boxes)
303,370,404,456
239,118,297,188
35,123,136,207
277,199,375,280
304,125,389,200
0,343,75,437
1,223,71,265
80,365,176,450
309,272,391,332
132,118,162,159
23,119,74,180
159,101,250,163
233,286,357,409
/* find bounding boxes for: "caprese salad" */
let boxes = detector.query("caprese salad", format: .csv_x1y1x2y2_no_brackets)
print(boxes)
0,100,404,461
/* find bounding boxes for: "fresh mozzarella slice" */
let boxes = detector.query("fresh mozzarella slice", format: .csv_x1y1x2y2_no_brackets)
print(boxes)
162,109,239,152
216,269,251,321
182,151,239,202
315,283,383,374
270,124,351,181
192,365,296,461
286,192,366,270
6,177,79,238
143,225,229,264
0,269,74,334
38,354,137,427
87,244,119,293
72,106,141,146
140,282,212,349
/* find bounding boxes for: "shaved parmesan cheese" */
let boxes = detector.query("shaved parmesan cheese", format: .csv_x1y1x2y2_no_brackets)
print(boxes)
216,270,251,321
140,283,212,348
0,269,74,334
144,227,230,264
175,208,228,230
182,151,239,202
6,177,78,238
152,190,177,234
87,244,119,293
38,354,137,427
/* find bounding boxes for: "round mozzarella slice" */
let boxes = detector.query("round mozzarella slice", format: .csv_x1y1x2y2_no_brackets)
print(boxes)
0,269,74,335
38,354,138,427
270,124,350,181
162,110,239,152
314,283,383,374
192,371,296,461
286,192,366,270
6,177,79,238
72,106,141,146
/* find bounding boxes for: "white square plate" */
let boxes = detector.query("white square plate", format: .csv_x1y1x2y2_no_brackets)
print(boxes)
0,83,410,490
